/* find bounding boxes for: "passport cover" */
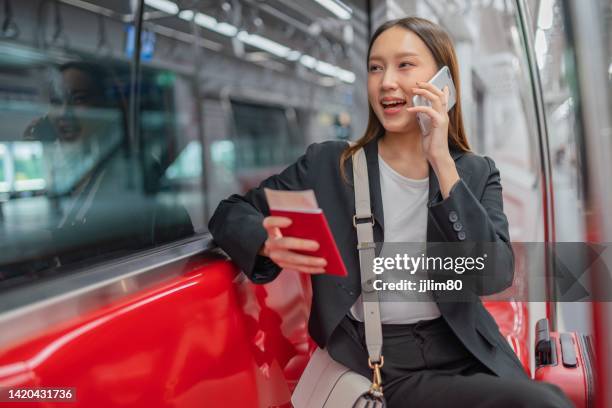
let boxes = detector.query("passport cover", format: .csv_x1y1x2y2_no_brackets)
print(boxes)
269,208,348,277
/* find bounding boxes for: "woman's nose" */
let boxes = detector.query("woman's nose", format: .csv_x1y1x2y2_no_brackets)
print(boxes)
55,101,76,118
381,69,399,90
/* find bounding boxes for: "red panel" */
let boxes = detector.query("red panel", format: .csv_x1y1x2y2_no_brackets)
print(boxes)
2,257,538,407
0,259,313,408
483,300,531,376
483,242,531,376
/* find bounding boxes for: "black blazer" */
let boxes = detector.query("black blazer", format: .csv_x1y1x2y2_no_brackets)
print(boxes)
208,137,528,379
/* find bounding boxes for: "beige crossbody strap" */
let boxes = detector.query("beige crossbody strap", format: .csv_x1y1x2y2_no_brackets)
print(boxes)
352,147,383,365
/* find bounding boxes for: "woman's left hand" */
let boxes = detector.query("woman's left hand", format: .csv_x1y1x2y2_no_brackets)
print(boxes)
406,82,451,164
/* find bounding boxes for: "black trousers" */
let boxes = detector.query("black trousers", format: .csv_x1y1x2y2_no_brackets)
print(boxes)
326,315,574,408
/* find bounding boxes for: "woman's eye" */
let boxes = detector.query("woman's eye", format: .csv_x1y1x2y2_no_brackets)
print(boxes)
368,65,381,72
399,62,414,68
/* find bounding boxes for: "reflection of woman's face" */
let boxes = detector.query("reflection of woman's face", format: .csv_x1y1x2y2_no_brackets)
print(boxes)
367,26,439,134
50,67,104,142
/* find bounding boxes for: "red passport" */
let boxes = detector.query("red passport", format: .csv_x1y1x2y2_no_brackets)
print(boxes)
265,189,347,277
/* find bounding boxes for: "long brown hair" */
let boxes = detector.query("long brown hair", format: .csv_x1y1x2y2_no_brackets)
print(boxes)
340,17,471,180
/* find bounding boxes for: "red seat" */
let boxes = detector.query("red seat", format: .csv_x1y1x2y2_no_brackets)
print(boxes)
483,300,531,376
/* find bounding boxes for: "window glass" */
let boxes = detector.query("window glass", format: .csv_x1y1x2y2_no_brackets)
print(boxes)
0,4,195,291
0,0,365,292
533,0,612,333
231,100,303,171
534,0,586,243
391,0,547,243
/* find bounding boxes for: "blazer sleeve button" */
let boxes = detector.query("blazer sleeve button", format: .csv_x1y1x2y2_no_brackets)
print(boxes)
457,231,466,241
449,211,458,223
453,222,463,232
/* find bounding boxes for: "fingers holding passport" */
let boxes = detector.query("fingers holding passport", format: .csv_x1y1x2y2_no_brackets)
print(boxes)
261,216,327,274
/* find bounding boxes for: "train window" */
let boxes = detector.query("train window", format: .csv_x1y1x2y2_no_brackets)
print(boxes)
231,100,304,172
534,0,587,243
532,0,611,333
0,0,364,295
0,3,196,292
135,67,203,233
533,0,611,243
403,0,549,242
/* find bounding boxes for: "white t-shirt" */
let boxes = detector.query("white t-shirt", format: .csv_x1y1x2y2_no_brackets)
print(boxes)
349,154,441,324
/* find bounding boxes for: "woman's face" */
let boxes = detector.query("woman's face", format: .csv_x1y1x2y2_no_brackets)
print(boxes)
367,26,439,134
49,67,107,142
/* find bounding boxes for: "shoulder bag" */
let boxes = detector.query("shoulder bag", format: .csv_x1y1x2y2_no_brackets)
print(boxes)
291,147,386,408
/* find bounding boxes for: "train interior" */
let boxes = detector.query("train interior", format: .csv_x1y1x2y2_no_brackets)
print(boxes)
0,0,610,407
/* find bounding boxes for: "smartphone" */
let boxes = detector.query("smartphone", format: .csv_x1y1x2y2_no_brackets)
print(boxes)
412,65,457,135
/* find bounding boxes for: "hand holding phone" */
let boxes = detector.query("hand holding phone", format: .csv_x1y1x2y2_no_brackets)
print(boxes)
412,66,457,135
23,116,58,141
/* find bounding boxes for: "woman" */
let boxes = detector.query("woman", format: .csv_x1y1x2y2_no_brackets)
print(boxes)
209,17,572,408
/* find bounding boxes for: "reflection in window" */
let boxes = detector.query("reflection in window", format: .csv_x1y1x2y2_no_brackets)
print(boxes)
0,142,46,193
231,101,303,171
211,140,236,173
12,142,46,192
163,140,202,181
534,0,586,242
0,0,362,292
0,58,197,290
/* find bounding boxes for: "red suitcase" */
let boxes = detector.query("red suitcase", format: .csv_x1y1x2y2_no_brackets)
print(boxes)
534,318,596,408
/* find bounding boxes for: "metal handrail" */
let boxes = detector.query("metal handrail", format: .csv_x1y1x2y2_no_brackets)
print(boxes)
514,0,558,329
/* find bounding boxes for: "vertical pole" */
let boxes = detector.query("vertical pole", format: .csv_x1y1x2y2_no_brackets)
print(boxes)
514,0,558,329
128,0,144,157
189,15,211,223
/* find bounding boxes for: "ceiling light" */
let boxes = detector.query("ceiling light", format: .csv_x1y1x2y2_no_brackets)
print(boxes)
178,10,193,20
534,29,548,55
299,54,317,69
237,31,291,58
313,0,352,20
286,50,301,61
177,9,355,84
534,29,548,69
537,0,553,30
313,60,338,77
193,12,216,28
179,11,239,37
214,22,239,37
144,0,179,15
336,69,355,83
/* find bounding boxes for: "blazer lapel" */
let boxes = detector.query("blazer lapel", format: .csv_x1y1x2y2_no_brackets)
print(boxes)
362,138,472,242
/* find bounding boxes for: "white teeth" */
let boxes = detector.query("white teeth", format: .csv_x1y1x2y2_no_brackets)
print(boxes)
382,100,405,106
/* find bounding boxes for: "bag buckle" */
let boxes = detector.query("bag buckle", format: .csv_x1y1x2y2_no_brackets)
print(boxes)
353,214,374,227
368,356,384,394
357,242,376,250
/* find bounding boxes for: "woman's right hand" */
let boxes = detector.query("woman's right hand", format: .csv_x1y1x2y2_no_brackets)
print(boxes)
259,216,327,274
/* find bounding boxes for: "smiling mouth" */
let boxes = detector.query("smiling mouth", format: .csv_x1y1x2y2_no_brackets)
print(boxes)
56,120,82,141
381,100,407,110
